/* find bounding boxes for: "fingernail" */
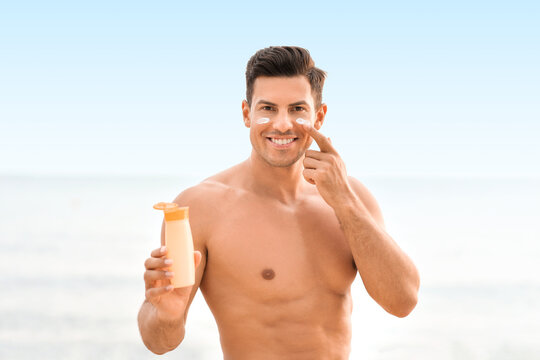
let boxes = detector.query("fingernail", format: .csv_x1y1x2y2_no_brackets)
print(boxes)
160,246,166,254
165,271,174,278
164,258,173,265
166,285,173,291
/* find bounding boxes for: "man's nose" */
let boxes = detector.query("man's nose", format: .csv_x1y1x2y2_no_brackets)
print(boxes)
272,112,295,133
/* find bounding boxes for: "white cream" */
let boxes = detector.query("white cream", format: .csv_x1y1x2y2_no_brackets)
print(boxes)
295,118,307,125
256,117,270,124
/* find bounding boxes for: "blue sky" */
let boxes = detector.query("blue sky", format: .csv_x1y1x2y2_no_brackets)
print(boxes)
1,0,538,177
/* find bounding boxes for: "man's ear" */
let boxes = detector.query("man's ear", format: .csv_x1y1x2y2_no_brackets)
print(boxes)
242,100,251,128
314,103,327,130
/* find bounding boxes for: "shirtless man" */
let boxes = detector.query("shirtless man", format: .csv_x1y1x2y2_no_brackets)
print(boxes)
138,46,420,359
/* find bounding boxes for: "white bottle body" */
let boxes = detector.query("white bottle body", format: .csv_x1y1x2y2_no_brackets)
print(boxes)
165,218,195,288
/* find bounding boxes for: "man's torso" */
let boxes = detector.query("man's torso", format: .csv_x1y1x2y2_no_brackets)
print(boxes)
186,164,358,359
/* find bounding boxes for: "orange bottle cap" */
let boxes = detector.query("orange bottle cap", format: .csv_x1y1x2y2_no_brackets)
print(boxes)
153,202,189,221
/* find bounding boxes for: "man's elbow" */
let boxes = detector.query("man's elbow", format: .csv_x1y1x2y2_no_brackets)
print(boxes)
142,337,183,356
390,289,419,318
393,268,420,318
381,281,419,318
394,297,418,318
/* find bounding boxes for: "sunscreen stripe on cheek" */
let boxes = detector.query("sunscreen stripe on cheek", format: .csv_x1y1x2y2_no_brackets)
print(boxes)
295,118,310,127
256,117,270,124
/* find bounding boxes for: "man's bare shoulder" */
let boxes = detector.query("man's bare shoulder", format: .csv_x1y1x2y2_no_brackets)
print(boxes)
348,176,386,230
172,162,247,209
169,163,246,243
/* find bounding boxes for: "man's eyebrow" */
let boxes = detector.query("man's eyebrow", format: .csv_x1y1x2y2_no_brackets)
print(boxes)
255,100,311,108
289,101,310,107
255,100,278,106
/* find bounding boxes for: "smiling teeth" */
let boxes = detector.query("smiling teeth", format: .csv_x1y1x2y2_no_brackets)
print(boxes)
271,138,294,145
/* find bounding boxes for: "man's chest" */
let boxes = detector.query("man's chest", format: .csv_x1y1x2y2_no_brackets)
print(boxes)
201,198,357,301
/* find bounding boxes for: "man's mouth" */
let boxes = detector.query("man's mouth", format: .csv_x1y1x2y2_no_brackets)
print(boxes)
267,137,298,146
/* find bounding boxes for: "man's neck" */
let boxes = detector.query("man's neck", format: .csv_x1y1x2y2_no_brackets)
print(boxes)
245,150,307,204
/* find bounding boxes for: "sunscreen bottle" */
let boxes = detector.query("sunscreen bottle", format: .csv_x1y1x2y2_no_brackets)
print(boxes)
153,202,195,288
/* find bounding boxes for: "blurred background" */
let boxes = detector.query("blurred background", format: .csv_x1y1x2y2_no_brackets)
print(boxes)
1,0,539,359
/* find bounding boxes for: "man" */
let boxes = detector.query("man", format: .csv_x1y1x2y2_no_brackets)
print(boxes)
138,46,420,359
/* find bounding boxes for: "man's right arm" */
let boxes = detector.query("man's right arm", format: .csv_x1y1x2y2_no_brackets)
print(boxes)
138,244,206,354
137,188,209,354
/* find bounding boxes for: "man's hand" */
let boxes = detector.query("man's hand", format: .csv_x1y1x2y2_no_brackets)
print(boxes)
301,121,356,209
144,246,202,323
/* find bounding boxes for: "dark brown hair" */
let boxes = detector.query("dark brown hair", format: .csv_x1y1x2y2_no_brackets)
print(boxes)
245,46,327,109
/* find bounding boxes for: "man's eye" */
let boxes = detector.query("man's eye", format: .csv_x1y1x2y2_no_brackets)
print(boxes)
294,107,305,112
261,106,273,111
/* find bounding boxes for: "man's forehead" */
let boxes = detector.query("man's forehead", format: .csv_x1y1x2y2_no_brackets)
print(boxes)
252,76,315,106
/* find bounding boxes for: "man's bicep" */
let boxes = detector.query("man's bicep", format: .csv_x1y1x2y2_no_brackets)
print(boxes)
348,176,386,231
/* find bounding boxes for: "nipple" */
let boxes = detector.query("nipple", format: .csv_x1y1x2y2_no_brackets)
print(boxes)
261,268,275,280
256,117,270,125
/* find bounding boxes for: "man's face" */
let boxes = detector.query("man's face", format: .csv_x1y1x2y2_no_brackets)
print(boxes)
242,75,326,168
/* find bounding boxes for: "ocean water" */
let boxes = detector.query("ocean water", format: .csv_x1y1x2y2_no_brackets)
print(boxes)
0,175,539,359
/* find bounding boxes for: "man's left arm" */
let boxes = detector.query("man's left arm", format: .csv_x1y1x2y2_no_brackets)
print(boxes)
301,122,420,318
336,177,419,317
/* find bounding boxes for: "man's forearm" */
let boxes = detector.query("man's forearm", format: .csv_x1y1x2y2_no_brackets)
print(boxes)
137,300,186,354
334,196,420,317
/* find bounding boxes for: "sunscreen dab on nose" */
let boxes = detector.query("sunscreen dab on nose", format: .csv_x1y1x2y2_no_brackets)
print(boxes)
256,117,270,125
153,202,195,288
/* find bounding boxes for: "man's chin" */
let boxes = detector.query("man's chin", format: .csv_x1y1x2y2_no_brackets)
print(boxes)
263,153,305,168
251,143,307,168
267,161,297,168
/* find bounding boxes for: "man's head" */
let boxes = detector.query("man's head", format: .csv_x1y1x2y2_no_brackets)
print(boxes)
245,46,326,110
242,46,328,168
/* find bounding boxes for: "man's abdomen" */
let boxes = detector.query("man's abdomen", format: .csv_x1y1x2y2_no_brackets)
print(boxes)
213,290,353,360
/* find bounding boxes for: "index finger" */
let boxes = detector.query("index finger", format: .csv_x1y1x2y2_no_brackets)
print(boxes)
300,120,336,154
151,246,168,258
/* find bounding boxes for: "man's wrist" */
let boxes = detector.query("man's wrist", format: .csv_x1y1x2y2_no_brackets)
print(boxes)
151,304,185,328
152,305,186,351
333,189,371,222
